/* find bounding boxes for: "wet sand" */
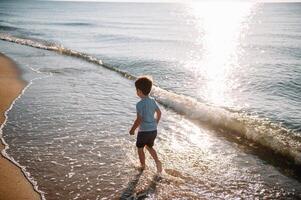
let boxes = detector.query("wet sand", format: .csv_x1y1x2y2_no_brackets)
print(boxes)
0,53,40,200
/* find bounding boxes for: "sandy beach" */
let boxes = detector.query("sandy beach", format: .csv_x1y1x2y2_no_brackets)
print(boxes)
0,53,40,200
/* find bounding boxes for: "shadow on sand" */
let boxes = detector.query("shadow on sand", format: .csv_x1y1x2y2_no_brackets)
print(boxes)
119,171,161,200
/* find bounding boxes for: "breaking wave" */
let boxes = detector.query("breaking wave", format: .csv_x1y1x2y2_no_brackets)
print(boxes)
1,33,300,165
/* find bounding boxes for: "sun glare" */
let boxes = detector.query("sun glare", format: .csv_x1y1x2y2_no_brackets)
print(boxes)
185,2,256,107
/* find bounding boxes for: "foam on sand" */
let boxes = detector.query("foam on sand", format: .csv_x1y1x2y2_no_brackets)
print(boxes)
0,53,43,200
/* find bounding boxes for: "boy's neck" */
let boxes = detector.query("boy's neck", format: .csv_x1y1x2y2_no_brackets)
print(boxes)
140,95,149,99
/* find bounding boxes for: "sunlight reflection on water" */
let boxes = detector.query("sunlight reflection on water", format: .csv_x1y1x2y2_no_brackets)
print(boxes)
185,2,257,107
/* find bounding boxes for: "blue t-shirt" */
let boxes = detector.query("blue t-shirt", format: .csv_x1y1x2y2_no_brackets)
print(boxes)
136,96,160,131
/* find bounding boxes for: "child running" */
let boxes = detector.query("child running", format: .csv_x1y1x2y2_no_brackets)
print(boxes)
129,76,162,173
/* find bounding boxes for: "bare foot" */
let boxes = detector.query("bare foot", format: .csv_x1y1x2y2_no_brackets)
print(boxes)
156,161,162,174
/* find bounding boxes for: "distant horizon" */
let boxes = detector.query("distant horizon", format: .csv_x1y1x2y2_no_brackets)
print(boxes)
39,0,301,2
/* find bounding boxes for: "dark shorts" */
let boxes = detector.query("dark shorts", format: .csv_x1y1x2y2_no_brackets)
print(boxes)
136,130,157,148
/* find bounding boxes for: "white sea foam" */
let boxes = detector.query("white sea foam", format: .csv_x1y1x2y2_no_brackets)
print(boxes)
152,86,301,165
0,54,47,200
1,33,300,166
0,33,136,80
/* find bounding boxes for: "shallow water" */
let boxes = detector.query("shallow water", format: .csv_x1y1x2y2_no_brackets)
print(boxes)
0,1,301,199
1,40,301,199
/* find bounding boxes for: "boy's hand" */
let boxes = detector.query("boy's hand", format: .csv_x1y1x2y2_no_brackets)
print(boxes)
130,115,141,135
129,129,135,135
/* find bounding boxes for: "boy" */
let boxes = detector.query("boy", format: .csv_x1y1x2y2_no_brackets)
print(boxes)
129,76,162,173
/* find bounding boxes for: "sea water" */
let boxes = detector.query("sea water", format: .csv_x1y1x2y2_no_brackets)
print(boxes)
0,1,300,199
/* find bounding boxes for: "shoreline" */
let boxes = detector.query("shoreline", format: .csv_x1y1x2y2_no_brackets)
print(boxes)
0,53,41,200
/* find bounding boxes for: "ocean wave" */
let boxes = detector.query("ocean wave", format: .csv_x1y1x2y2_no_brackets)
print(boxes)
152,86,301,165
49,22,95,27
1,33,300,165
94,32,188,44
0,33,136,79
0,24,20,31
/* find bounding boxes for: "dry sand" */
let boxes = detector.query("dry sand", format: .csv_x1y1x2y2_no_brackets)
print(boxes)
0,53,41,200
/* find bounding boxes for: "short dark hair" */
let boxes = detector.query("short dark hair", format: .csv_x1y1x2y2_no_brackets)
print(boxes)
135,76,153,95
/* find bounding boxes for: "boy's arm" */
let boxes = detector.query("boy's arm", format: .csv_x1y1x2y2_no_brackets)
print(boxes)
155,109,161,124
129,113,142,135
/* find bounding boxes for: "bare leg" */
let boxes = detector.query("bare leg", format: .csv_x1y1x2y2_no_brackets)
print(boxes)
137,148,145,170
146,146,162,173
